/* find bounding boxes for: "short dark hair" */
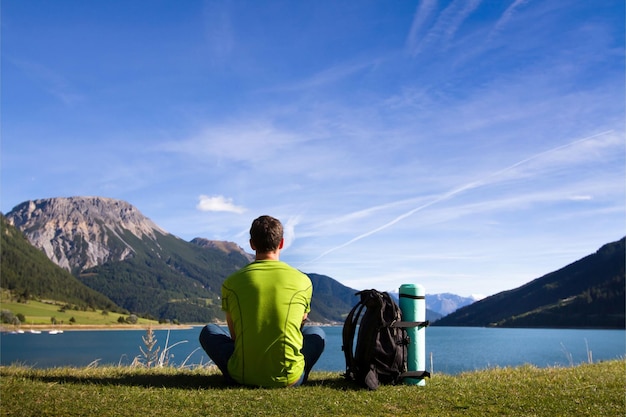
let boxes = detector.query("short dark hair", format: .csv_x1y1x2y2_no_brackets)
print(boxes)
250,215,283,253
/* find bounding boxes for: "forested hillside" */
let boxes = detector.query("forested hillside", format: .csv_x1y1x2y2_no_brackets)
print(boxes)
0,215,120,311
78,231,252,322
435,237,625,329
307,273,358,323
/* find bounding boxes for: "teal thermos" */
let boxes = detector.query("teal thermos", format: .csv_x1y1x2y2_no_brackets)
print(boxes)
399,283,427,386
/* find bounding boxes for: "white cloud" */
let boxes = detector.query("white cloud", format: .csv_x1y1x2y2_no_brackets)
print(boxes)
282,215,301,251
160,120,309,166
568,195,593,201
196,195,246,214
406,0,438,53
10,57,84,106
295,130,623,269
202,1,235,65
491,0,529,36
407,0,482,56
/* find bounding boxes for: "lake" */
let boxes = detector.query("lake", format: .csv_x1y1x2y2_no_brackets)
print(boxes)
1,326,624,375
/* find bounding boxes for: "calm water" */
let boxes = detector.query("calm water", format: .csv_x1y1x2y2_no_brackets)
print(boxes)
1,326,624,375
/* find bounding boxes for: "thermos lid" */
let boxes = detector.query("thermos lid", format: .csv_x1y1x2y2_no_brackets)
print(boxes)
399,283,425,296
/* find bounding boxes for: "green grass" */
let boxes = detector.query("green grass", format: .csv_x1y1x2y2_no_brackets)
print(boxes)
1,360,624,416
0,297,158,326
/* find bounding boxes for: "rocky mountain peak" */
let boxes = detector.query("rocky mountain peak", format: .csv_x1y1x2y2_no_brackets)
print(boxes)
190,237,254,262
6,196,167,272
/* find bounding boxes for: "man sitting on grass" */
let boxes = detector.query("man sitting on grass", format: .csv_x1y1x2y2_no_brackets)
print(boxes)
199,215,325,387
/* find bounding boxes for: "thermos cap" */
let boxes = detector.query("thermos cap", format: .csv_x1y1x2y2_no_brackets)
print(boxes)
399,283,425,296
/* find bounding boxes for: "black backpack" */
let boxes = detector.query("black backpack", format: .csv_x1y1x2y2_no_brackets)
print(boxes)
342,289,430,390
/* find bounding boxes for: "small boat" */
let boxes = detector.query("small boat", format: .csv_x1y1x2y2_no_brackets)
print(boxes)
30,329,42,334
48,329,63,334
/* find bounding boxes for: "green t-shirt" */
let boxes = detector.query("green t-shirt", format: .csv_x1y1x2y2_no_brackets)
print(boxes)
221,260,312,387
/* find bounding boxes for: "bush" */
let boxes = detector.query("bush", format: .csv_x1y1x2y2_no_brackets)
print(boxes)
1,310,16,324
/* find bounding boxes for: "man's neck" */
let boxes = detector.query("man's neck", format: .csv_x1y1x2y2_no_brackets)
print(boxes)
255,251,280,261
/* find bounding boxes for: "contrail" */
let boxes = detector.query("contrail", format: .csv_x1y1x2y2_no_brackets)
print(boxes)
299,130,614,268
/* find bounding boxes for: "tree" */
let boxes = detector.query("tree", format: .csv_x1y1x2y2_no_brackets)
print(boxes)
1,310,15,324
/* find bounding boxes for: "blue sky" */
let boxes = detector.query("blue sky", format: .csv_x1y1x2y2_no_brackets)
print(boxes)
2,1,624,297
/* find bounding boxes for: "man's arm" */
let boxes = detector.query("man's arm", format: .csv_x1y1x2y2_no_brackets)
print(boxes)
226,312,236,342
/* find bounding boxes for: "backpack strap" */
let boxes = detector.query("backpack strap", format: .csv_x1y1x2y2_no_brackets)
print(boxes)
393,318,430,380
392,320,430,328
360,290,386,390
342,296,366,379
400,370,431,378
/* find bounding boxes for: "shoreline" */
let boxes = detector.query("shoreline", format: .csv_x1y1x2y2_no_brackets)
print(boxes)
1,321,338,333
0,323,200,332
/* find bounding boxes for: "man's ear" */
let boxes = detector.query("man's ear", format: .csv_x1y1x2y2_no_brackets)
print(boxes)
249,239,256,251
278,238,284,250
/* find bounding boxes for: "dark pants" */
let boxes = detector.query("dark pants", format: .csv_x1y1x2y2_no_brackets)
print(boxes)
198,324,326,386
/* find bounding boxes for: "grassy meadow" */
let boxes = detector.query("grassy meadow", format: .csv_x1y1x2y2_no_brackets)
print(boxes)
1,359,624,417
0,296,159,328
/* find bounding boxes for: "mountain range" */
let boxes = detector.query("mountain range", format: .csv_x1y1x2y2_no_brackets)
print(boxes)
3,196,623,328
3,197,376,323
426,293,479,316
386,293,477,322
435,237,625,328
